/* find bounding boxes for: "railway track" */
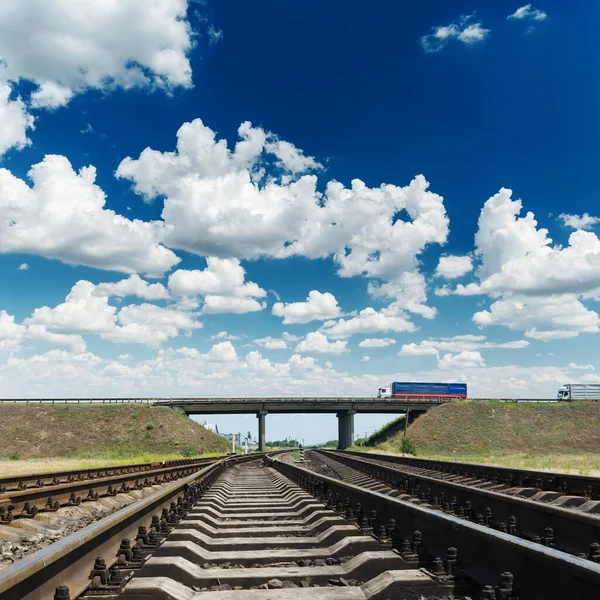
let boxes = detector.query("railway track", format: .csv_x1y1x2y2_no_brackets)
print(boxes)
332,449,600,500
311,449,600,562
0,457,221,522
1,453,599,599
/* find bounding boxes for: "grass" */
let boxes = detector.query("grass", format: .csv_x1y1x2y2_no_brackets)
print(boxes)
0,450,227,477
415,452,600,476
349,401,600,476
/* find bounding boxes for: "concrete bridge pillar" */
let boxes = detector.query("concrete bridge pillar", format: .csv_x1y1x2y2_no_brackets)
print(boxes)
337,410,356,449
257,410,267,452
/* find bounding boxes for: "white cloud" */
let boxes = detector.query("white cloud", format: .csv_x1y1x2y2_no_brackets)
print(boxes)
421,14,490,53
0,342,581,405
27,325,86,353
399,343,439,357
439,350,485,370
272,291,341,325
0,310,26,351
295,332,347,355
358,338,396,348
205,341,238,362
568,363,595,371
558,213,600,230
0,155,179,275
25,280,201,347
322,307,415,340
207,25,223,45
168,258,266,314
201,296,266,314
508,5,548,21
399,334,529,357
18,263,29,271
0,0,194,104
210,331,241,341
95,274,169,301
473,294,600,341
367,272,436,320
265,138,323,177
0,80,34,156
435,255,473,279
27,281,117,335
254,337,288,350
443,188,600,341
31,81,74,109
282,332,302,342
109,303,201,345
361,356,371,362
117,119,449,288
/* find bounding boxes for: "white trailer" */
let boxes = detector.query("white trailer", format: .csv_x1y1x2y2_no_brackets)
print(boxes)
557,384,600,401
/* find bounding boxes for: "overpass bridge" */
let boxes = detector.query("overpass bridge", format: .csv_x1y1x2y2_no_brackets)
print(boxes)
0,396,453,450
156,397,452,450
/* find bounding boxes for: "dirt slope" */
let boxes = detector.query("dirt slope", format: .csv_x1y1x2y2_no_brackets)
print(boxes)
0,404,230,459
391,401,600,455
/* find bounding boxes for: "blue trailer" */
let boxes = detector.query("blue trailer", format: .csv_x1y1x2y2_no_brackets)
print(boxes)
377,382,467,399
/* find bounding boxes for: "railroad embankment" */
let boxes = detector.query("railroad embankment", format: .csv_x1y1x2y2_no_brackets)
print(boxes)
0,403,229,460
370,401,600,474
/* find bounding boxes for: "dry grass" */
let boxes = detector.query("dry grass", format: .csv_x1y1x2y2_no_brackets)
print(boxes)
0,404,230,459
360,401,600,476
0,452,225,478
417,452,600,476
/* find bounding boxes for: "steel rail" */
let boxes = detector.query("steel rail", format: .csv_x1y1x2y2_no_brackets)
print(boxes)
0,458,222,520
0,452,280,600
318,449,600,559
331,448,600,499
268,455,600,600
0,456,219,493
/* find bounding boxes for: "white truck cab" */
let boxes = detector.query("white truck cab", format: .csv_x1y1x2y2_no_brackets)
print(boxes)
377,386,391,398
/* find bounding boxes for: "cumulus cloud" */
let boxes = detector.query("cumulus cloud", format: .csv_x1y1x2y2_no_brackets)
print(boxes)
210,331,241,341
0,310,27,352
168,257,266,314
367,272,437,320
205,341,238,362
117,119,449,285
439,350,485,370
569,363,595,371
0,155,179,275
420,14,490,53
95,274,169,301
18,263,29,271
272,291,341,325
25,280,201,348
473,295,600,341
295,331,347,355
0,80,35,155
358,338,396,348
435,255,473,279
399,334,529,357
0,0,194,103
508,4,547,21
443,188,600,341
254,336,289,350
322,307,415,340
361,356,371,362
558,213,600,230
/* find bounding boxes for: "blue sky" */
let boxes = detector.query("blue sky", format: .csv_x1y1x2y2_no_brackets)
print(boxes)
1,1,600,443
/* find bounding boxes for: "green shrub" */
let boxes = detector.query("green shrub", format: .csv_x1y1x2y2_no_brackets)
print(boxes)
399,437,416,455
7,452,20,461
146,421,154,431
180,445,198,457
